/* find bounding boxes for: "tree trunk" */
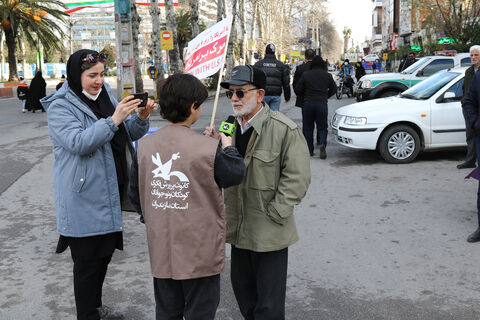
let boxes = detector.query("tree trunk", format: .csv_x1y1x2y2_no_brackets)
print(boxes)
131,0,143,93
149,0,164,98
190,0,200,37
165,0,183,74
225,0,237,78
4,27,18,81
217,0,226,22
238,0,247,64
0,32,5,81
19,38,27,80
247,1,257,64
256,5,264,59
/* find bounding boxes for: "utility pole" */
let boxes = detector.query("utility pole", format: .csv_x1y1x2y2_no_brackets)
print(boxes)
114,0,136,101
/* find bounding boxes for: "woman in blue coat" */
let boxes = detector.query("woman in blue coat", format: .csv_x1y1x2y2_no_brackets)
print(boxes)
41,49,155,320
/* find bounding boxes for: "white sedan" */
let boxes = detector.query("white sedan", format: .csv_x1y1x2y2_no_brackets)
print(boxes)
331,67,467,163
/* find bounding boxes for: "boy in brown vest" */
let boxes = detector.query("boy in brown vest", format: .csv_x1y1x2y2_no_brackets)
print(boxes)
128,73,245,319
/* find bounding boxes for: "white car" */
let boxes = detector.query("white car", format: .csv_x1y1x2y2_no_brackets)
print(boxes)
361,54,380,63
331,67,467,163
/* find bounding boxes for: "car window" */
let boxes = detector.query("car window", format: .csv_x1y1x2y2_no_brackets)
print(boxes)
421,59,454,77
401,71,460,100
461,57,472,67
402,57,431,74
444,78,464,100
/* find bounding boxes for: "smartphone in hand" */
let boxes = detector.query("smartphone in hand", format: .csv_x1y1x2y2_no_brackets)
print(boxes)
132,92,148,108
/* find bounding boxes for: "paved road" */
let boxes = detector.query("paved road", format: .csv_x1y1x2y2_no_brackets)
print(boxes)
1,86,480,319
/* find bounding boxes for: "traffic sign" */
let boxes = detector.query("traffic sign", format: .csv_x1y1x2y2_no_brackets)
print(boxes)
161,30,173,50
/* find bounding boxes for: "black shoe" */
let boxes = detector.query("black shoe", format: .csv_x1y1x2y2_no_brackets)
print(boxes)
319,145,327,159
97,306,124,319
457,162,476,169
467,229,480,243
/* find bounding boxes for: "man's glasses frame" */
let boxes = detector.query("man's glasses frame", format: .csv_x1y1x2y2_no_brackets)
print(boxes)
226,87,257,99
83,53,108,65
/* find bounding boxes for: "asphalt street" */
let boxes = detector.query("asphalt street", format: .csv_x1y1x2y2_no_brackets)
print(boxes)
1,82,480,320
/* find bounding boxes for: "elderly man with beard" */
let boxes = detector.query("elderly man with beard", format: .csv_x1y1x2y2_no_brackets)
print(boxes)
205,65,311,320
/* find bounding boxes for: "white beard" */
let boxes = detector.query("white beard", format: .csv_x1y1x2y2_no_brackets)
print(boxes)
231,93,258,117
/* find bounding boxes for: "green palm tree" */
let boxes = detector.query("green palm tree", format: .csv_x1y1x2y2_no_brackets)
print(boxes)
0,0,67,81
162,10,205,62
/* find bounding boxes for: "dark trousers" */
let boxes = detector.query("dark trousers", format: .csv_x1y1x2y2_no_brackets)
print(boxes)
153,275,220,320
72,255,112,320
302,101,328,154
230,246,288,320
463,108,477,164
476,137,480,228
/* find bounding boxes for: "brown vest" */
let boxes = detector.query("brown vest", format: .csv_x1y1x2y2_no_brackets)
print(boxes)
137,125,225,279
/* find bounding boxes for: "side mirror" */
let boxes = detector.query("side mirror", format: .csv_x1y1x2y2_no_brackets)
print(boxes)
417,70,424,77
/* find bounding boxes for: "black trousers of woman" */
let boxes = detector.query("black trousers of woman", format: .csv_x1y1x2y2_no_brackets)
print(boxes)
72,255,112,320
57,232,122,320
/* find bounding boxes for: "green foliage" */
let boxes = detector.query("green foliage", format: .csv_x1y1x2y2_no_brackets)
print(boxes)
100,44,116,69
0,0,67,79
161,10,207,61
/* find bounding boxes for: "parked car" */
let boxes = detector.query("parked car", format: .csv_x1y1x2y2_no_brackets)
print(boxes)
355,53,471,102
331,67,467,164
361,54,380,63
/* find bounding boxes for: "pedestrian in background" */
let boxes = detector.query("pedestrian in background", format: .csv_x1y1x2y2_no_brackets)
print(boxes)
254,43,291,111
398,52,417,72
463,69,480,243
458,45,480,170
206,65,311,320
56,74,66,91
293,49,321,145
41,49,155,320
17,77,28,113
295,56,337,159
27,71,46,113
355,62,366,82
129,74,245,320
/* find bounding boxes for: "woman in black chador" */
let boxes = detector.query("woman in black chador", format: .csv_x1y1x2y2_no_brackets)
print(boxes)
27,71,46,112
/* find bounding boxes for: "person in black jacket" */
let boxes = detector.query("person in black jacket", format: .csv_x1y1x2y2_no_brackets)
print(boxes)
355,62,366,81
458,45,480,170
295,56,336,159
27,71,46,113
463,67,480,243
293,49,321,145
398,52,417,72
17,77,29,113
254,43,291,111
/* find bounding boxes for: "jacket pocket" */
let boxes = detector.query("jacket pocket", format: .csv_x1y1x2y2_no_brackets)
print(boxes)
72,163,86,192
250,149,280,190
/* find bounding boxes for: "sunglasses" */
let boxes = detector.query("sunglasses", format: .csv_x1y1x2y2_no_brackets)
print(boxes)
226,87,257,99
83,52,108,65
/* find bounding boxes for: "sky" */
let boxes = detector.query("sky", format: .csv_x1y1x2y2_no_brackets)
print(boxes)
326,0,376,47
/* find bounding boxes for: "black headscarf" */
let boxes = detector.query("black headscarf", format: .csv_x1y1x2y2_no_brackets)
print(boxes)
67,49,129,195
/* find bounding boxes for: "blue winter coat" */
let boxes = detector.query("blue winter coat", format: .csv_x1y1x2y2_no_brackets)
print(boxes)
41,82,149,237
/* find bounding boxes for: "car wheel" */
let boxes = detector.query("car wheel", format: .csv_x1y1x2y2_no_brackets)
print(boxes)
379,90,398,98
356,94,362,102
378,125,421,163
336,86,342,99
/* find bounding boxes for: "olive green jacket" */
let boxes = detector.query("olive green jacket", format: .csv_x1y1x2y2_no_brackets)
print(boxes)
224,105,311,252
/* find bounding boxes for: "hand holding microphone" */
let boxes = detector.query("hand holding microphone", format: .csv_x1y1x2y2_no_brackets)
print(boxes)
204,115,236,149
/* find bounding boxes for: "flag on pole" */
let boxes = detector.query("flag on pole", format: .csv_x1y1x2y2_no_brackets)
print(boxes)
184,16,232,79
64,0,177,14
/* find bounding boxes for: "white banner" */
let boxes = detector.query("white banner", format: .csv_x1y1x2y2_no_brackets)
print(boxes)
184,16,232,79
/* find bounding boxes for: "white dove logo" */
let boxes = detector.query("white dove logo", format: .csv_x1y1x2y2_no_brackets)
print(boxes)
151,152,189,182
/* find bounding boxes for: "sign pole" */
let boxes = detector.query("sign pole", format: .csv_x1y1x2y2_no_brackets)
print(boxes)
209,16,233,129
